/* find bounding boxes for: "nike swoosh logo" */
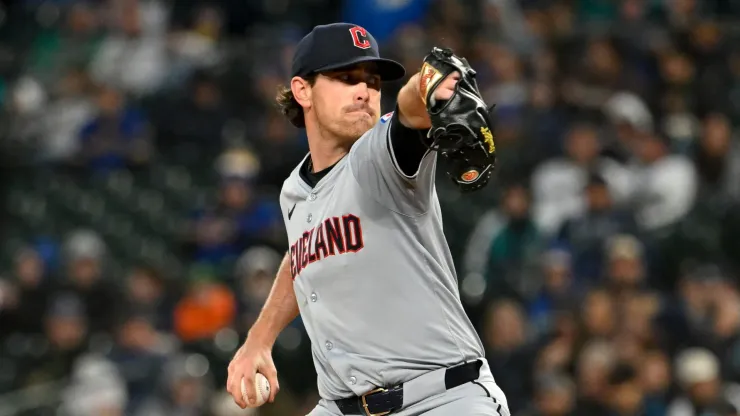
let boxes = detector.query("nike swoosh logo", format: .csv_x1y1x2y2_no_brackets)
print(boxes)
288,204,296,220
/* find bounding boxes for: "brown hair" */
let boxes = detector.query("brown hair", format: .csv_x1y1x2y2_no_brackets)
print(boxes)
275,74,317,128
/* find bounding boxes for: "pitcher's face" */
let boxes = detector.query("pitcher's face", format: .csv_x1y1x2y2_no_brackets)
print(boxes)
309,63,382,144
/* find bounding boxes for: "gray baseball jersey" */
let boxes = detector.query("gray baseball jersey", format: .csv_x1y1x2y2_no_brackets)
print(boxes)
279,111,485,401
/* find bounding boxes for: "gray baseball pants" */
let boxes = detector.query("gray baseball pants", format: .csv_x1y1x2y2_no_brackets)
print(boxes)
307,365,509,416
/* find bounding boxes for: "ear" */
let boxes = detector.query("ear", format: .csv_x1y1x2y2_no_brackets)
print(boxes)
291,76,312,109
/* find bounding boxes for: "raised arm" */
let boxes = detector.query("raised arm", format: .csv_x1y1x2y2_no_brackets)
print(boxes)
396,71,435,130
227,251,298,408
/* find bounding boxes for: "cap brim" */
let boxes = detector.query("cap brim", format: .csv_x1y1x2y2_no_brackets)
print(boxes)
313,56,406,81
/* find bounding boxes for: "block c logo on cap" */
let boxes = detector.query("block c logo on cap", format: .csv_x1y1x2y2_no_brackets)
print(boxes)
349,26,371,49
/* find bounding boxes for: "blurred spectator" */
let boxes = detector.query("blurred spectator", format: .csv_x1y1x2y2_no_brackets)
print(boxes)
605,363,646,416
574,340,617,415
531,123,632,236
661,91,701,153
0,247,51,336
234,245,281,334
164,3,224,87
604,234,649,300
173,265,236,343
524,80,567,161
6,75,49,145
183,150,283,266
56,229,120,334
481,44,528,118
527,246,577,336
692,113,740,206
36,67,97,163
77,85,152,172
18,293,89,389
88,0,168,96
25,2,103,88
702,279,740,381
580,288,616,340
686,22,731,117
483,299,535,414
534,311,579,379
630,131,697,233
151,70,229,161
109,311,170,414
555,174,639,282
657,263,724,353
252,112,309,189
60,354,128,416
561,38,634,118
638,350,672,416
483,182,542,299
518,373,577,416
618,293,662,360
602,91,655,163
134,354,215,416
123,264,176,332
667,348,740,415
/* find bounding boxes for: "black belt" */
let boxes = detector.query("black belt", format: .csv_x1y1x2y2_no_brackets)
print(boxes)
335,360,482,416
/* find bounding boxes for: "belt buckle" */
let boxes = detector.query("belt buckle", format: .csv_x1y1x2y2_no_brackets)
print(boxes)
361,387,391,416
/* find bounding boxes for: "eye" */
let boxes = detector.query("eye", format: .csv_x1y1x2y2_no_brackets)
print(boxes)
366,76,381,89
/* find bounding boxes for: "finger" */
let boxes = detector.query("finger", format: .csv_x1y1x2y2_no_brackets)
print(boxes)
443,75,459,88
262,362,280,402
226,361,235,392
229,370,247,409
243,373,258,406
229,358,251,409
434,89,454,101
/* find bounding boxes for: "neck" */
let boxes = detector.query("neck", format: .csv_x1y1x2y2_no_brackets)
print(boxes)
305,121,351,172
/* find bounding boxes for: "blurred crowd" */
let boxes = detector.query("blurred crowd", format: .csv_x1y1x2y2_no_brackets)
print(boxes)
3,0,740,415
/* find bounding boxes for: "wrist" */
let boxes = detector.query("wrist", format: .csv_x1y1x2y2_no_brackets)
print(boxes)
247,317,279,347
397,72,430,129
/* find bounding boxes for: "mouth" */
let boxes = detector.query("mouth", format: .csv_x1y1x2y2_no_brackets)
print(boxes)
346,106,374,117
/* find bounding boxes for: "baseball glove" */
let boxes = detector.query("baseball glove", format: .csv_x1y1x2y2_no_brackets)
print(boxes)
419,47,497,192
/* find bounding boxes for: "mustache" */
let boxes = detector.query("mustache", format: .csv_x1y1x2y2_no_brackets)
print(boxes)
343,103,375,117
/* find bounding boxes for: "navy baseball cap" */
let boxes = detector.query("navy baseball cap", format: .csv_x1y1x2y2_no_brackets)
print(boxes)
291,23,406,81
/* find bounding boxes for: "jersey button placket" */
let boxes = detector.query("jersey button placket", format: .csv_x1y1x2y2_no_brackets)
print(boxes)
306,192,316,223
349,376,357,385
310,292,317,302
325,341,333,351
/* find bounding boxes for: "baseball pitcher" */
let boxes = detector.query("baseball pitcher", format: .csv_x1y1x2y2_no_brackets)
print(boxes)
227,23,505,415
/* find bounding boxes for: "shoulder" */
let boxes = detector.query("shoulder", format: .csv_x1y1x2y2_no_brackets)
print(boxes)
347,115,393,165
380,111,394,124
353,112,394,146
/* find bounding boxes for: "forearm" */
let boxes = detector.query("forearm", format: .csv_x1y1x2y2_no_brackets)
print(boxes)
397,72,431,130
248,252,299,345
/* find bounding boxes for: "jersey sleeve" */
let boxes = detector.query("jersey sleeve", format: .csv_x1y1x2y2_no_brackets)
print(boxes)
348,108,437,215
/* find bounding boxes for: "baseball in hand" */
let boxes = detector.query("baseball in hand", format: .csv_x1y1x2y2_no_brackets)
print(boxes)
241,373,271,407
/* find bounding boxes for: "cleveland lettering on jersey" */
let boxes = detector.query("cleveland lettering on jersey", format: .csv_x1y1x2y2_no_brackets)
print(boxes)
289,213,364,279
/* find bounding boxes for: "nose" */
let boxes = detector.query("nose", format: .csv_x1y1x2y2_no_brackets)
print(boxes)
354,82,369,102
